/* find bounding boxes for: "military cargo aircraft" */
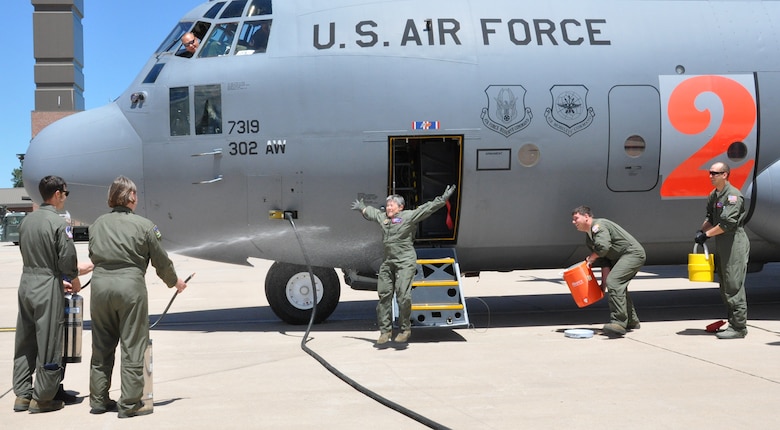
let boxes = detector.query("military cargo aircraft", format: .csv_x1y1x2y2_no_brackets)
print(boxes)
23,0,780,324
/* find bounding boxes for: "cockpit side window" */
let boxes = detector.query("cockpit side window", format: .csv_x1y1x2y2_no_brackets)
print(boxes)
247,0,272,16
191,21,212,41
204,1,226,19
169,87,190,136
220,0,248,18
156,22,192,53
235,20,272,55
195,85,222,135
173,21,211,57
143,64,165,84
199,22,239,57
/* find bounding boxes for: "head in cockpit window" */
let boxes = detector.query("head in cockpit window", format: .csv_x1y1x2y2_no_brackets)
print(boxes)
248,25,270,53
178,32,200,58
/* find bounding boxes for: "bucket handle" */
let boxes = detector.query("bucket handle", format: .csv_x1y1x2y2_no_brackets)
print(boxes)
693,243,710,260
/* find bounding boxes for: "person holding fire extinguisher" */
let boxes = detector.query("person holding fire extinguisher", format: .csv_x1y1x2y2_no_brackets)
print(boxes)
13,175,93,414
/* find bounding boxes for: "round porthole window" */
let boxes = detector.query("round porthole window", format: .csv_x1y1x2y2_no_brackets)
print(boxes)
727,141,748,161
517,144,540,167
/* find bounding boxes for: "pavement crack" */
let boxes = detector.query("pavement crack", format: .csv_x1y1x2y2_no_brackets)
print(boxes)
628,337,780,385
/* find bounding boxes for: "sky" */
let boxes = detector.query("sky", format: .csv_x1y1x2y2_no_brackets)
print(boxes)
1,1,201,188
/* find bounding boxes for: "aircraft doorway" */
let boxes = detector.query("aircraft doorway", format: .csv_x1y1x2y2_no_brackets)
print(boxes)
389,135,462,243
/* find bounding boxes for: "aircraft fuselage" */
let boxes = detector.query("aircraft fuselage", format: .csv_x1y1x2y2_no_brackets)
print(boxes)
24,0,780,277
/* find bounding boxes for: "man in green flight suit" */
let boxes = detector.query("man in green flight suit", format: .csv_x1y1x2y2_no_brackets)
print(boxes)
572,206,646,337
695,162,750,339
13,176,90,413
352,185,456,345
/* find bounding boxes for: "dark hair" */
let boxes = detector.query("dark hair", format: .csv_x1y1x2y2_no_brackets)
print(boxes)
572,205,592,217
38,175,66,201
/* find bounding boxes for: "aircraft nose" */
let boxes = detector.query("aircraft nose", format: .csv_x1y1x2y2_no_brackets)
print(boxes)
24,103,142,223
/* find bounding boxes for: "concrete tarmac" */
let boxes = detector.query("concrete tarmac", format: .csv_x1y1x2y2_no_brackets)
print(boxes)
1,242,779,429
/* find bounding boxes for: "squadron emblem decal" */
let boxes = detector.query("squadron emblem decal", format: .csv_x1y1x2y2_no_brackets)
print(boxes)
481,85,532,137
544,85,595,137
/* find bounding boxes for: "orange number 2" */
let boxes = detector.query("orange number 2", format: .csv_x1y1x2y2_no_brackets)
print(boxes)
660,75,756,197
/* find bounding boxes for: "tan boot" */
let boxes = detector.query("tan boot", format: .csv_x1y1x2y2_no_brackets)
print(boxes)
13,397,31,412
118,401,153,418
394,330,411,343
602,323,626,337
28,399,64,414
376,332,392,345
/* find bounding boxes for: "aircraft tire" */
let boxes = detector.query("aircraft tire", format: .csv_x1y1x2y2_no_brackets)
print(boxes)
264,262,341,324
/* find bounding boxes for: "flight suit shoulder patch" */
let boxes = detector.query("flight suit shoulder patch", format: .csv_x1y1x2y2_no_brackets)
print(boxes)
591,224,600,234
727,195,738,204
153,225,162,240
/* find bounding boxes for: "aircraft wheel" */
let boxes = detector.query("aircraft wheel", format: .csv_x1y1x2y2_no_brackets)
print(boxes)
264,262,341,324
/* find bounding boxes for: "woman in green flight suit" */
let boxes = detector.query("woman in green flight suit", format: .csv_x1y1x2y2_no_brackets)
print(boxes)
88,176,188,418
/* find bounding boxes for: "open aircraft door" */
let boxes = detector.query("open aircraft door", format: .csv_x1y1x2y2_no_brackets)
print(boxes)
389,136,462,243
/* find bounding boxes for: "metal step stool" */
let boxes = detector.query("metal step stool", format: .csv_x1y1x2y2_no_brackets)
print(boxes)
393,248,469,328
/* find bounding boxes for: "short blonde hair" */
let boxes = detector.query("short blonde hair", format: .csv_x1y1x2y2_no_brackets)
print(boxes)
107,176,137,208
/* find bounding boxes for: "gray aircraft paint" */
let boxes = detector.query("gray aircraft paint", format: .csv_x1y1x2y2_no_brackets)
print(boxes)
23,1,780,322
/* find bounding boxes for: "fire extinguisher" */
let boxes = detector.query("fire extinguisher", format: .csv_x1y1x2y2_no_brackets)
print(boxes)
63,291,83,363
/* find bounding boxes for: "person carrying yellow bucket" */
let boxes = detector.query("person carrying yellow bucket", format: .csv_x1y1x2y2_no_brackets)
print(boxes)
694,162,750,340
571,206,646,337
688,243,715,282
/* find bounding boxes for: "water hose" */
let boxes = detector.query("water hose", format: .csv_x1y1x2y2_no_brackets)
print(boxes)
150,273,195,329
284,212,450,430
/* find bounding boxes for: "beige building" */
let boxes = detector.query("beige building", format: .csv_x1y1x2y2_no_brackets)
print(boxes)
0,188,34,213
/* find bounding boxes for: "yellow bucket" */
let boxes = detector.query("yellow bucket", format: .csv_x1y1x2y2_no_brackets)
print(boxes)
688,243,715,282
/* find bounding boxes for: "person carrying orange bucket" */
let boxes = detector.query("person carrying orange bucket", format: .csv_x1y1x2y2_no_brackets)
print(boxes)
571,206,646,337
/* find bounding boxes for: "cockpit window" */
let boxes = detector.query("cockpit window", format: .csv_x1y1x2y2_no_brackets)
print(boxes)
143,63,165,84
199,22,238,57
235,20,272,55
195,85,222,135
169,87,190,136
173,21,211,58
204,2,226,19
220,0,248,18
247,0,272,16
156,22,192,53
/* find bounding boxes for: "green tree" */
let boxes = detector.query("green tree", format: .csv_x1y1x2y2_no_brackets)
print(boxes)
12,154,23,188
12,167,23,188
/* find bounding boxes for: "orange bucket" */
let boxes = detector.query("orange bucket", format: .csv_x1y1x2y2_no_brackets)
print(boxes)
563,261,604,308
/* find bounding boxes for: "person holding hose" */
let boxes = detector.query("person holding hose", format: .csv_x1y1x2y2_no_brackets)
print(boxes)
88,176,188,417
352,185,456,345
694,162,750,339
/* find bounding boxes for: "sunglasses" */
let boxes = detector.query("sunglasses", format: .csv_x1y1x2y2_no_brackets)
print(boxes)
60,189,70,196
708,171,725,176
